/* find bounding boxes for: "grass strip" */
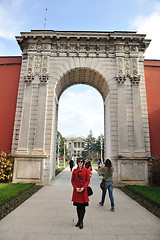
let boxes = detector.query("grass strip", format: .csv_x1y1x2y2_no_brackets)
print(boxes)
125,185,160,206
119,185,160,219
0,183,43,220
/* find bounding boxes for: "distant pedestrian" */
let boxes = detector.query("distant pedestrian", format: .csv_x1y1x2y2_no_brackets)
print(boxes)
99,159,115,212
71,157,90,229
85,160,92,177
69,159,74,171
97,159,102,169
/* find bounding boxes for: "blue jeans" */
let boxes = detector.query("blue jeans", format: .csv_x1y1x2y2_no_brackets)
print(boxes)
101,182,114,207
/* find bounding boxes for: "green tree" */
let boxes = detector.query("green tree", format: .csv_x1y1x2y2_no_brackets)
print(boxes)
56,131,67,157
95,134,104,161
84,130,96,158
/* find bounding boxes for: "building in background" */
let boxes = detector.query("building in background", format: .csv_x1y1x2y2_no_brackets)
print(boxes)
65,137,86,161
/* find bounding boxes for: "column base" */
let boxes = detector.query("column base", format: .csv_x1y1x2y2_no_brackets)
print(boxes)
15,149,29,155
32,149,46,155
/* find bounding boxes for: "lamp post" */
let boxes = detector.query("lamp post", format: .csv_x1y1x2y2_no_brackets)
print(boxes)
57,136,61,168
100,136,103,163
64,141,66,168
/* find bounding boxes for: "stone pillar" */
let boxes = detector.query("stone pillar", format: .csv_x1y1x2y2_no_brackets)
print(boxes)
16,75,34,154
32,74,49,155
104,95,111,159
117,77,130,156
130,58,146,157
131,76,146,157
116,57,129,156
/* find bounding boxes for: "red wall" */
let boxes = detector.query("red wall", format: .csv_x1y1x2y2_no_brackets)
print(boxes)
0,57,160,159
144,60,160,159
0,57,21,152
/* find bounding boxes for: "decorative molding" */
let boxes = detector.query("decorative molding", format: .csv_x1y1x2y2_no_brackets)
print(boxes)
35,56,41,75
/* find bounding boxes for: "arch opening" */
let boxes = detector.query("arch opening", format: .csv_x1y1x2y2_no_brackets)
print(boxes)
55,67,109,101
50,68,111,179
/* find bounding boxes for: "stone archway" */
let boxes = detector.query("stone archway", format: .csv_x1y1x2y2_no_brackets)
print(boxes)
12,30,151,185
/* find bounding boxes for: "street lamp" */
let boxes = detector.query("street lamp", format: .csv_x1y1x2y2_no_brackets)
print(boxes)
64,141,66,168
100,136,103,163
57,136,61,168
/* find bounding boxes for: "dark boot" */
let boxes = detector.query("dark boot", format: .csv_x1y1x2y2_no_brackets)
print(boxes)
79,221,83,229
75,221,80,227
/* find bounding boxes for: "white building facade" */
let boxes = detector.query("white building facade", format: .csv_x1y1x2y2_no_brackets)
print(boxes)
65,137,86,160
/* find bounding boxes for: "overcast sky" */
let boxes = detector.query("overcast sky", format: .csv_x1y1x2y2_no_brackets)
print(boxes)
0,0,160,138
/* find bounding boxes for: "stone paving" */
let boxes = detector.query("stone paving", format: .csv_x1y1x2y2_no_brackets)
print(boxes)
0,167,160,240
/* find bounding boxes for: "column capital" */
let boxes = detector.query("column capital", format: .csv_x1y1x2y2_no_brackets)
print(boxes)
130,75,141,86
24,73,34,83
116,75,126,85
39,74,49,84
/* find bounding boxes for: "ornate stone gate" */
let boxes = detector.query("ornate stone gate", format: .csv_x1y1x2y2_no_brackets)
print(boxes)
12,30,151,185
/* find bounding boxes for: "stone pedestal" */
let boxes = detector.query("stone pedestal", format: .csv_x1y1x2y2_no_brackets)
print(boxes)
117,157,149,185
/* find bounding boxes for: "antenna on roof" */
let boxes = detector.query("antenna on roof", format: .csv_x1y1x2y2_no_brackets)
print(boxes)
44,8,47,30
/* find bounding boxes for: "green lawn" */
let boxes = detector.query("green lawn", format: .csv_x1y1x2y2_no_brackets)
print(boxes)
0,183,33,203
125,185,160,204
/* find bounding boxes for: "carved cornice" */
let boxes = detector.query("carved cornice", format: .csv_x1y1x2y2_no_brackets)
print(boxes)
16,30,151,57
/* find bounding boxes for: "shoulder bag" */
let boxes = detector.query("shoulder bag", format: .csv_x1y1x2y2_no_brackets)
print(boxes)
100,179,106,190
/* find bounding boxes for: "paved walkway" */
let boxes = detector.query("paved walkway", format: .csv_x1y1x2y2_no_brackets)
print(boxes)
0,167,160,240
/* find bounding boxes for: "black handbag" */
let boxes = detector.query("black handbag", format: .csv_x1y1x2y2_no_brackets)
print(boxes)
100,179,106,190
77,172,93,196
87,186,93,196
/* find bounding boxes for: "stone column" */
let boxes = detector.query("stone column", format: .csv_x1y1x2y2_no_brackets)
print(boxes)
130,57,146,157
16,75,34,154
116,76,130,156
32,74,49,155
104,95,111,159
131,76,146,157
116,56,129,156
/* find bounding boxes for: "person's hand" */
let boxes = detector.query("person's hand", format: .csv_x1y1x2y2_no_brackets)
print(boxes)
80,187,84,192
76,188,81,192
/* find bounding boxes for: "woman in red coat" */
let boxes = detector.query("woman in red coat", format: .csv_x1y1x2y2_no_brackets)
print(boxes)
71,157,90,229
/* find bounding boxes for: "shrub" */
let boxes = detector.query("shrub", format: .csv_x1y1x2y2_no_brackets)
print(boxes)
149,158,160,186
0,152,13,183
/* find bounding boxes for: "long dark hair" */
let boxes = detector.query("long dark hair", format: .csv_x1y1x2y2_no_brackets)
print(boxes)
104,159,112,173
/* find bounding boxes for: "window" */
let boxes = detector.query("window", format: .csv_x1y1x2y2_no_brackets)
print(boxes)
69,143,71,149
78,142,80,148
82,142,84,148
74,142,77,148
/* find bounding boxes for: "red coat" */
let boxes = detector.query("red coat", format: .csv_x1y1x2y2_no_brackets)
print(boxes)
71,167,90,203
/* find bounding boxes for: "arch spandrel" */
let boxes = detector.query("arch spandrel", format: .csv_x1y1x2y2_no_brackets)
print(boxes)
55,67,109,101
